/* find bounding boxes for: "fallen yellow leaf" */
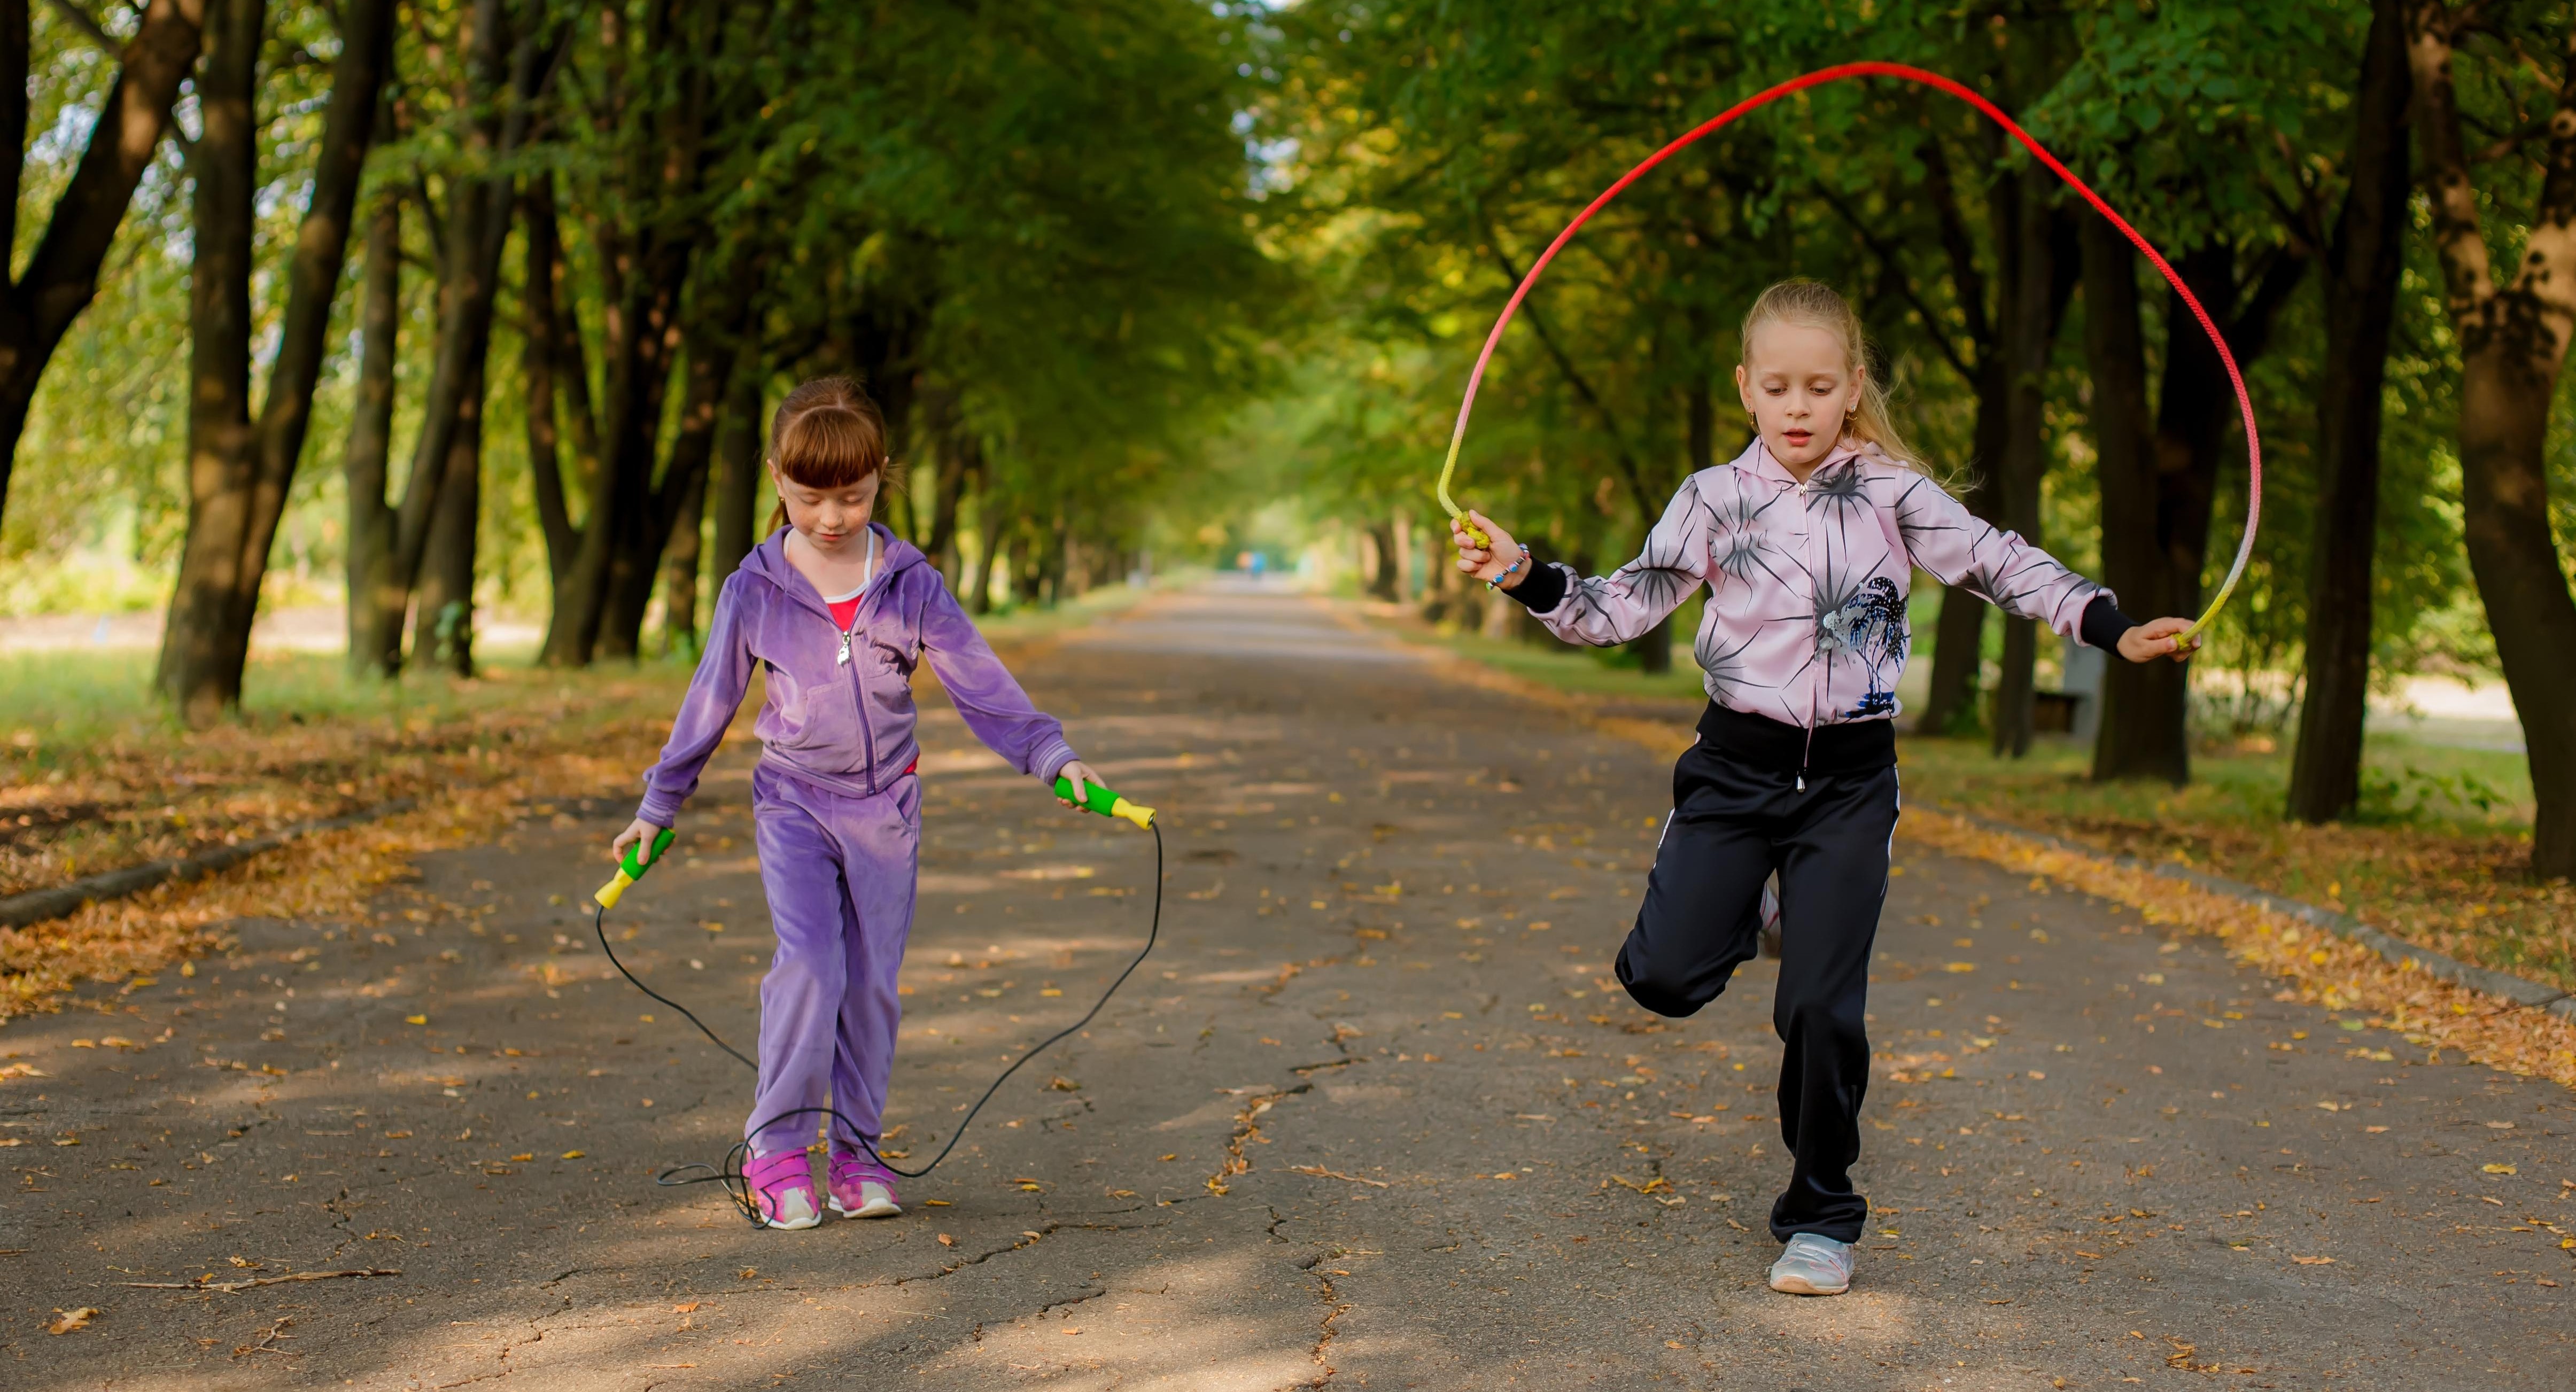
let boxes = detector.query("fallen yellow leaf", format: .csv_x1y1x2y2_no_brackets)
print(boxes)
2293,1255,2335,1265
1944,962,1976,974
49,1308,99,1334
404,1015,427,1025
509,1153,534,1162
2482,1164,2517,1175
561,1150,585,1160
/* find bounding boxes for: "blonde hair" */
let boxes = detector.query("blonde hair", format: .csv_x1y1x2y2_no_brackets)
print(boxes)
1739,278,1939,483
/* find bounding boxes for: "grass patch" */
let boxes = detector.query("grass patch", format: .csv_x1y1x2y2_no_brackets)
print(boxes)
1393,603,2574,996
1898,735,2571,996
0,587,1143,1017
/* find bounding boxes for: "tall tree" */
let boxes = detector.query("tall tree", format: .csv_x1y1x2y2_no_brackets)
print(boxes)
537,1,749,666
158,0,395,721
2084,238,2305,783
2404,1,2576,877
708,361,764,581
354,0,544,677
0,0,207,534
343,191,404,675
1990,163,2076,759
2288,0,2415,822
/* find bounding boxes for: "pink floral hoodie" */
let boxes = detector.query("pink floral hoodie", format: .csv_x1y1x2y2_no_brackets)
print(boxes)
1511,439,2116,729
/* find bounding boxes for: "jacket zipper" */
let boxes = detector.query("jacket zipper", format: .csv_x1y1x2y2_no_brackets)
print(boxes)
817,531,882,796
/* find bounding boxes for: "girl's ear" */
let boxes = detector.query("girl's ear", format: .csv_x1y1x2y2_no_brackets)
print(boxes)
1734,362,1756,414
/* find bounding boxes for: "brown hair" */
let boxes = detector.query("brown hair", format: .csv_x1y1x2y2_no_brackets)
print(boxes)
1740,278,1944,486
764,376,897,535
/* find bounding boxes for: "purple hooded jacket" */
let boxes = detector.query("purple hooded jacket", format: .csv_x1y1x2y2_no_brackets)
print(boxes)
634,525,1078,828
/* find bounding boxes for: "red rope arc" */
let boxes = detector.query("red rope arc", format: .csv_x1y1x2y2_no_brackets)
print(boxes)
1436,60,2259,643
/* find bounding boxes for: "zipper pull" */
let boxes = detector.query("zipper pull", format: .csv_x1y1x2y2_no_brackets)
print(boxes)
836,633,852,666
1795,773,1806,792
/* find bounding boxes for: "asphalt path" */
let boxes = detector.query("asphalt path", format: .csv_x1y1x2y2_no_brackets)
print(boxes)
3,582,2570,1389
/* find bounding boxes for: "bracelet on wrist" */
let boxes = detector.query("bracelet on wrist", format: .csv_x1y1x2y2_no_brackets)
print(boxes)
1486,545,1531,592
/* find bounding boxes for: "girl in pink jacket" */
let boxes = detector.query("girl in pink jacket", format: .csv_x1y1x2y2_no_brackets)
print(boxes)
1452,279,2195,1297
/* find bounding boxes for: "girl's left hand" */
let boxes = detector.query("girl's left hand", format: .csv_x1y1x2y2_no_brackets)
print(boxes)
1056,760,1100,807
2117,617,2200,664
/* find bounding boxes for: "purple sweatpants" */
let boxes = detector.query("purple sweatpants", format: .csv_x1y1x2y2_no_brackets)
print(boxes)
746,761,918,1156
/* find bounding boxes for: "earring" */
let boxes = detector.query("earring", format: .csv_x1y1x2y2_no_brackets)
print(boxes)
1746,413,1758,430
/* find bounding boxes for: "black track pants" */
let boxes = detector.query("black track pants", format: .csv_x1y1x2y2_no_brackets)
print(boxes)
1614,716,1898,1245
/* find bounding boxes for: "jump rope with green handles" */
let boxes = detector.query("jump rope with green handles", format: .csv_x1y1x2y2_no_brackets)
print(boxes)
588,775,1160,1227
1439,61,2261,649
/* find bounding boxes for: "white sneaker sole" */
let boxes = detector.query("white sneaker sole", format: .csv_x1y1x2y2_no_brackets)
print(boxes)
1768,1270,1849,1296
831,1195,902,1219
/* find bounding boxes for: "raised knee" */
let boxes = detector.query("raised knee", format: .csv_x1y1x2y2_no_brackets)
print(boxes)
1616,943,1707,1018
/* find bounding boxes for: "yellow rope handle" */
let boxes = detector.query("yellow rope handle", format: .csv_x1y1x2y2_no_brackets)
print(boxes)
1436,437,1488,549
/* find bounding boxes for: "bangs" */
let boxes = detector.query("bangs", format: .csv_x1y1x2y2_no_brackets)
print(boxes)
773,402,888,489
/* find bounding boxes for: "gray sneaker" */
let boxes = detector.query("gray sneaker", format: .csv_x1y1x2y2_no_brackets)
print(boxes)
1768,1233,1853,1295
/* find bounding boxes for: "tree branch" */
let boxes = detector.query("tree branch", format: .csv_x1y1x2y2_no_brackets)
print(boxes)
1814,181,1976,382
1478,209,1661,525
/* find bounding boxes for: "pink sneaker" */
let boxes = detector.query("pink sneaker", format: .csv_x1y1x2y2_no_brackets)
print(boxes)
745,1149,822,1230
827,1148,902,1218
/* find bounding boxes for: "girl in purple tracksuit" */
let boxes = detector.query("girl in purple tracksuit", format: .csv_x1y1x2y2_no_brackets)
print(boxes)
1453,280,2198,1296
613,377,1097,1230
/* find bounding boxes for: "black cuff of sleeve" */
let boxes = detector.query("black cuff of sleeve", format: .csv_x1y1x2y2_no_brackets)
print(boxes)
2079,594,2138,652
1500,556,1568,613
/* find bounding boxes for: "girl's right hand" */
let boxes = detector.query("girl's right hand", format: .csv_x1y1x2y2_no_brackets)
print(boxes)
611,817,668,867
1450,510,1526,589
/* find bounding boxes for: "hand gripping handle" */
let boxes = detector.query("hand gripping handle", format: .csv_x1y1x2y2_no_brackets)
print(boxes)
595,826,677,909
1053,774,1155,830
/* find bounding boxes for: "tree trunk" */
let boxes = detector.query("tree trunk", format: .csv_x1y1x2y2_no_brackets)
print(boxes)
2081,232,2205,783
972,525,1005,615
1637,382,1716,677
414,358,485,676
540,231,698,667
523,174,576,588
1991,165,2062,759
385,0,519,662
344,193,404,677
2408,1,2576,877
921,400,973,589
0,0,207,533
1365,521,1398,600
1913,125,2005,738
1918,384,2004,736
1390,508,1414,604
2080,217,2162,773
595,266,750,659
157,0,267,728
2290,0,2413,823
160,0,392,720
710,359,763,581
662,452,708,656
2090,234,2305,782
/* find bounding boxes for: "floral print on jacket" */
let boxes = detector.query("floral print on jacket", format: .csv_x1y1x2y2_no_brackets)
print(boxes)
1522,439,2112,728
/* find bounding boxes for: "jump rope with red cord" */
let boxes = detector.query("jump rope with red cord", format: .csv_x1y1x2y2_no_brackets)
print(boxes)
1438,60,2261,647
589,778,1161,1227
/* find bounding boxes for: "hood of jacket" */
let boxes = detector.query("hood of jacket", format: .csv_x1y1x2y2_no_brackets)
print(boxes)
738,523,927,611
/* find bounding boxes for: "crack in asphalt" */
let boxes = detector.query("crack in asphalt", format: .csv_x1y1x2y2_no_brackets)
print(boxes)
1205,1083,1314,1196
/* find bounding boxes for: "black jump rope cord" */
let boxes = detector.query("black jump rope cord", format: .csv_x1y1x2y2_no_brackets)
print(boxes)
593,821,1163,1225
